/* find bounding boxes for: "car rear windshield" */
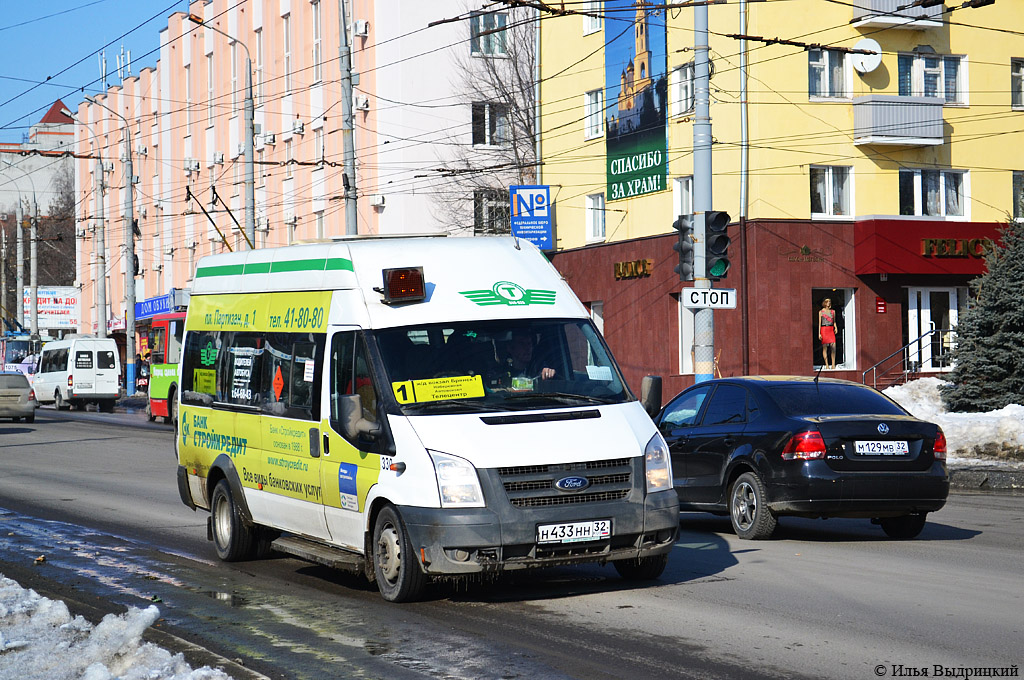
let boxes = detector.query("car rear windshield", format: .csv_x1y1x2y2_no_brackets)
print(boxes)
765,383,906,417
0,374,29,389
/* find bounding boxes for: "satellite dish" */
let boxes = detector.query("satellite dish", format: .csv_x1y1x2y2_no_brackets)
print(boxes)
852,38,882,74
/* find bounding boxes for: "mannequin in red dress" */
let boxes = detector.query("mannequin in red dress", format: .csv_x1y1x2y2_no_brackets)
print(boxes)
818,298,836,369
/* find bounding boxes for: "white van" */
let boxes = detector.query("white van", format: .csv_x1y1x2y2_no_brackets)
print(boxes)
175,236,678,601
34,336,121,412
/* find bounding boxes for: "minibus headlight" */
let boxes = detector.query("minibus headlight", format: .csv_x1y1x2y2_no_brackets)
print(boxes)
644,433,673,493
428,451,485,508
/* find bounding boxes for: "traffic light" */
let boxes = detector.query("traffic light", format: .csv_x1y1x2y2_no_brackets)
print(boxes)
672,214,695,281
705,210,731,279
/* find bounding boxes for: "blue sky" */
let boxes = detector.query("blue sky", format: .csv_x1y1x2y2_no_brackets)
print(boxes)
0,0,188,143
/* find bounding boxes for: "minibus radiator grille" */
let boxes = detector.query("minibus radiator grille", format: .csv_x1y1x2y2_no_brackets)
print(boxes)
496,458,634,508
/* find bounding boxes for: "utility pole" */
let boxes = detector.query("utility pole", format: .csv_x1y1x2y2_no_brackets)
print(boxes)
30,196,38,338
692,2,714,383
339,0,357,235
86,94,135,391
15,200,23,327
96,160,107,339
1,228,6,319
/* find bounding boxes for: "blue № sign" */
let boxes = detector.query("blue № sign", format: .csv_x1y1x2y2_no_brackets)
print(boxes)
135,293,172,320
509,185,553,250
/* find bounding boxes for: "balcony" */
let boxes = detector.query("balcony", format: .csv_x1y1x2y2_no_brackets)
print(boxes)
852,0,943,29
853,95,944,146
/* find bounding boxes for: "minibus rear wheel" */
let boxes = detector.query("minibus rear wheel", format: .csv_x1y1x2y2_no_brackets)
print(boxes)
372,505,426,602
211,480,255,561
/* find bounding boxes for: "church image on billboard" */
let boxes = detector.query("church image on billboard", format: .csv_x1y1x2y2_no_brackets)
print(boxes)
605,0,668,202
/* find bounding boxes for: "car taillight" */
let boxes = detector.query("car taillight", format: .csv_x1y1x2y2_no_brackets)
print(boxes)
29,389,35,401
781,430,827,460
68,375,73,387
933,428,947,461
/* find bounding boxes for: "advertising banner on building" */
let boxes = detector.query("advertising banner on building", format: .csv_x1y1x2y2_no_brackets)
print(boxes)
605,1,668,202
22,286,80,330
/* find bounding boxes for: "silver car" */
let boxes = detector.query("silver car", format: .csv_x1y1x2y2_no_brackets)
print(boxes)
0,372,38,423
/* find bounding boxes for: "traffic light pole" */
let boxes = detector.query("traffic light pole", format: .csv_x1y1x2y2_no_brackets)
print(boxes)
693,2,714,383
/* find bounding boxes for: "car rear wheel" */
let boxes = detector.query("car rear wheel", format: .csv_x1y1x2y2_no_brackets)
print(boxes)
372,505,426,602
730,471,777,540
24,414,34,423
210,480,255,561
879,513,927,539
613,553,668,580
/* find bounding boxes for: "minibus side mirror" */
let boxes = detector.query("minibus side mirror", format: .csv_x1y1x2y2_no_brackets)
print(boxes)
339,393,381,440
640,375,662,419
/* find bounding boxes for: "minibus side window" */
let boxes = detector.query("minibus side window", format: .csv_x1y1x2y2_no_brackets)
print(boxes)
329,332,378,445
57,348,69,371
260,332,325,421
217,332,263,409
181,331,219,406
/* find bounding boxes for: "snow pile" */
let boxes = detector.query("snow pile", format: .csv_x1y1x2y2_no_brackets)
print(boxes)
883,377,1024,466
0,575,232,680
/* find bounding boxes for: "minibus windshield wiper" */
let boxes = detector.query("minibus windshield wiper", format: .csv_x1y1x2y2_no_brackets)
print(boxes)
402,399,496,414
502,392,617,406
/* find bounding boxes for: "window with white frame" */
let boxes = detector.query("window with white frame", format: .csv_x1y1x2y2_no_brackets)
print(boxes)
1013,171,1023,221
678,301,695,375
810,165,851,217
585,89,604,139
586,193,605,241
473,189,510,235
312,1,322,83
589,301,604,335
283,14,292,93
314,127,324,160
899,169,966,217
285,139,294,178
472,102,509,146
671,62,695,115
256,149,265,187
674,175,693,217
808,49,849,99
470,11,507,56
899,53,965,104
315,211,325,239
1012,58,1024,109
583,1,602,35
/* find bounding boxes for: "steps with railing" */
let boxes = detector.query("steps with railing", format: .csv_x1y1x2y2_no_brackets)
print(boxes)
862,328,955,389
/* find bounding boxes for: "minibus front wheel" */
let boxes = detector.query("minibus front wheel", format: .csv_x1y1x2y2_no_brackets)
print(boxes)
372,505,426,603
211,479,255,561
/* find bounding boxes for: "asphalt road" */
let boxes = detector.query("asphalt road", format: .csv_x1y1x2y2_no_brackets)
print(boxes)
0,409,1020,680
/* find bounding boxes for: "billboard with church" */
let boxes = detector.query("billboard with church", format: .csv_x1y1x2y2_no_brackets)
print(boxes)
605,1,668,202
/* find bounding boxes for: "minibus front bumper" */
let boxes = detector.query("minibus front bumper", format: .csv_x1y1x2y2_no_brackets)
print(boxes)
398,487,678,576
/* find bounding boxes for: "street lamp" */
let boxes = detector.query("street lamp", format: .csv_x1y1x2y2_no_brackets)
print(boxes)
63,108,109,340
188,13,256,249
85,95,136,392
0,158,38,338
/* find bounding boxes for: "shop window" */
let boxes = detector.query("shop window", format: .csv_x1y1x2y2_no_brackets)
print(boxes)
678,300,696,375
812,289,856,371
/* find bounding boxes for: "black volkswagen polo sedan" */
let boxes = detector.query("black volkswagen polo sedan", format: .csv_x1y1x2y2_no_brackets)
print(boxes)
654,376,948,540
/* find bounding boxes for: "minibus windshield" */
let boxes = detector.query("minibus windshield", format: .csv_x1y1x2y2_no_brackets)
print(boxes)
374,318,631,414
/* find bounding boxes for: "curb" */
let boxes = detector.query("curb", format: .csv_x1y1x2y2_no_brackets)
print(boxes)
949,468,1024,493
